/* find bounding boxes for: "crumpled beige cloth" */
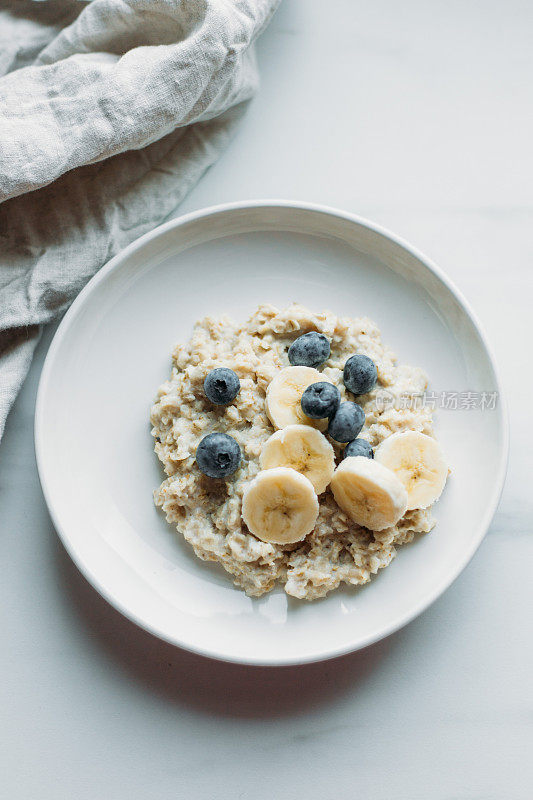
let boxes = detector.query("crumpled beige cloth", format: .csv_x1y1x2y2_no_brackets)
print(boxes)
0,0,279,440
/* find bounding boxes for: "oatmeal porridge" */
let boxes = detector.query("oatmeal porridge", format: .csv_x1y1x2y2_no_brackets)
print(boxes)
150,304,448,600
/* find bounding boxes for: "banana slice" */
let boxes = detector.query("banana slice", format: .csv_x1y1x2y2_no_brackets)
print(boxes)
265,366,332,431
331,456,408,531
374,430,448,510
260,424,335,494
241,467,319,544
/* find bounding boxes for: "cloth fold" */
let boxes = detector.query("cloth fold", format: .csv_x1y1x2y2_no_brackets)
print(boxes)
0,0,279,441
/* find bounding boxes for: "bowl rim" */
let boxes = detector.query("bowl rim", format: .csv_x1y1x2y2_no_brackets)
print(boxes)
34,199,509,666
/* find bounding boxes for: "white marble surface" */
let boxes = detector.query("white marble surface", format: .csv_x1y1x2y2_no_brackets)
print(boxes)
1,1,532,797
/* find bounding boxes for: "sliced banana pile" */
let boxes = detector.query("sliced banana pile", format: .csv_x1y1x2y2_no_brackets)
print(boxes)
331,456,408,531
260,424,335,494
266,366,332,431
375,430,448,509
241,467,319,544
239,352,449,543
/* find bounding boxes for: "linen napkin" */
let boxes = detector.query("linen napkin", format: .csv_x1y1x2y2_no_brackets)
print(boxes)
0,0,279,441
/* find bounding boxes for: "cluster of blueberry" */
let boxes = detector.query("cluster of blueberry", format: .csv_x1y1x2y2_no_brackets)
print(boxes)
196,368,242,478
196,332,378,479
289,332,376,459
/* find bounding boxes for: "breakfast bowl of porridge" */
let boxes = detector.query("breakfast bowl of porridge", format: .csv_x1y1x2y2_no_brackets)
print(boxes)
35,202,508,664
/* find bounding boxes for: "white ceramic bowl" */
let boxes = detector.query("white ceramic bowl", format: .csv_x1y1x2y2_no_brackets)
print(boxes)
35,201,508,665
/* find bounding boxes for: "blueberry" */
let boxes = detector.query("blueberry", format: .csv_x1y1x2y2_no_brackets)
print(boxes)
196,432,241,478
328,402,365,443
288,332,330,368
204,368,240,405
301,382,341,419
344,438,374,459
343,354,377,396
